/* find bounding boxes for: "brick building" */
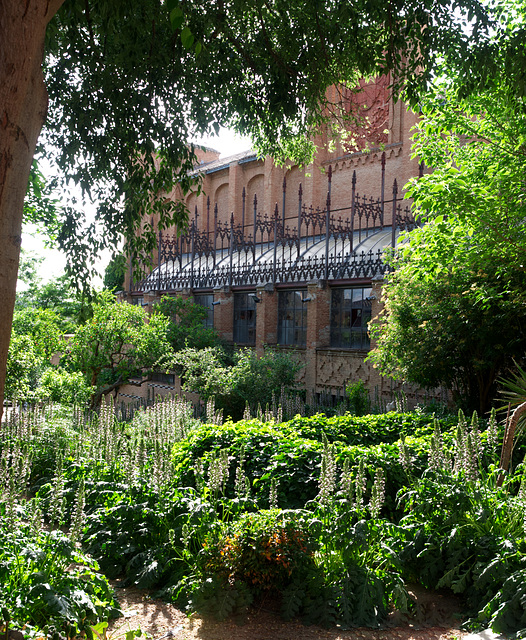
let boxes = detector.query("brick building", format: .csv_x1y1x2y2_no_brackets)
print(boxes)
119,81,440,408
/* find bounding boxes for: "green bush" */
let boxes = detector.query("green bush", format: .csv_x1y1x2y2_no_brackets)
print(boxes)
0,506,119,636
38,367,94,405
188,507,397,628
5,334,44,402
170,415,441,513
283,411,456,446
345,379,371,416
188,509,317,619
174,346,303,420
154,295,223,352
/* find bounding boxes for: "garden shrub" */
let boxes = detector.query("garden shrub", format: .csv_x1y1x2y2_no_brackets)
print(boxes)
188,508,397,628
345,379,371,416
283,411,456,446
0,505,119,637
173,345,303,420
38,367,94,405
170,416,439,514
5,334,44,402
154,295,223,352
191,510,317,610
392,470,526,632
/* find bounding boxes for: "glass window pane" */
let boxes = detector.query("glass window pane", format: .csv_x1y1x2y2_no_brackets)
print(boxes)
330,286,372,350
277,290,307,346
234,293,257,344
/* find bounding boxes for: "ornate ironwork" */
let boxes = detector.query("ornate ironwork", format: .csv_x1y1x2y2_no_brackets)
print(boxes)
132,156,416,294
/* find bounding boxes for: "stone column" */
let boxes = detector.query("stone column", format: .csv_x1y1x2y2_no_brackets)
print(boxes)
255,285,277,356
213,286,233,342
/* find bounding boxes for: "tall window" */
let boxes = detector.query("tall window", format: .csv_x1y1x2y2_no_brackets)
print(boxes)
330,286,372,350
193,293,214,328
277,290,307,346
233,293,257,344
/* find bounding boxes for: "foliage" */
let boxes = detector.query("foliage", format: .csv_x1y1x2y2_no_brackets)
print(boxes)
16,251,85,331
368,224,526,414
206,510,316,590
283,411,454,445
154,295,222,352
499,362,526,412
63,293,173,408
345,380,371,416
23,161,62,239
103,254,127,292
5,334,44,402
388,416,526,634
0,505,119,637
174,346,303,420
5,396,526,634
16,249,43,303
9,299,63,405
11,307,64,362
188,509,316,621
369,72,526,415
38,368,94,406
169,413,452,512
408,76,526,301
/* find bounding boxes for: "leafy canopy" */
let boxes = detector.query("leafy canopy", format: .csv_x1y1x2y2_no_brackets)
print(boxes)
38,0,495,284
63,291,173,407
407,75,526,294
369,67,526,414
154,295,223,352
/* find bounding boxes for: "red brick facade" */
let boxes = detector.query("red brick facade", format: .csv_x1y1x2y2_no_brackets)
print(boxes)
118,84,445,409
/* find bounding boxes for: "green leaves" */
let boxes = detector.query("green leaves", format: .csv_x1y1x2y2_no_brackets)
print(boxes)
64,291,173,408
180,26,194,50
374,66,526,414
0,520,119,633
7,395,526,634
173,345,303,421
154,295,222,352
169,6,184,31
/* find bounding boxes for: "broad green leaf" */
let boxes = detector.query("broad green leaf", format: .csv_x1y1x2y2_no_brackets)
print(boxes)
170,7,184,31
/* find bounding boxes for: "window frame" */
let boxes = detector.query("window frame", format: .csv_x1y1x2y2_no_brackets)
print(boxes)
193,293,215,328
330,285,373,350
233,292,257,345
277,289,307,347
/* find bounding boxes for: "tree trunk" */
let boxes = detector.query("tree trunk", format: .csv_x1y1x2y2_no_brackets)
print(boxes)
0,0,64,424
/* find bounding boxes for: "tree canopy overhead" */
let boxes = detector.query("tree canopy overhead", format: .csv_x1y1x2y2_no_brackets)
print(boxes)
40,0,497,282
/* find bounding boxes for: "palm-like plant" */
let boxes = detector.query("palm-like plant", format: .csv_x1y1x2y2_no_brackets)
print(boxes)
497,362,526,480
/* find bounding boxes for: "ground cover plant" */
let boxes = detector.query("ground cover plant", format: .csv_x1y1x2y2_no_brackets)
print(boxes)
3,396,526,637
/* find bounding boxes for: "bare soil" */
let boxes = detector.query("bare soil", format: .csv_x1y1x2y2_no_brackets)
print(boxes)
107,584,468,640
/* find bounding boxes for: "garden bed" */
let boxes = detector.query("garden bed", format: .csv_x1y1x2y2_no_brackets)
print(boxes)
2,400,522,639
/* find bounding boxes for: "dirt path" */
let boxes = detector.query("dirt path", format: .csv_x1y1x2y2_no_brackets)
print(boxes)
107,585,467,640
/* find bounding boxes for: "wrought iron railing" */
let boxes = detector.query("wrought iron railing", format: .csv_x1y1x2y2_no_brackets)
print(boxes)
131,154,418,293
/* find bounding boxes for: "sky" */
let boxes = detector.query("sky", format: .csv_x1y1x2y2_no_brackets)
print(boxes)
19,128,252,291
